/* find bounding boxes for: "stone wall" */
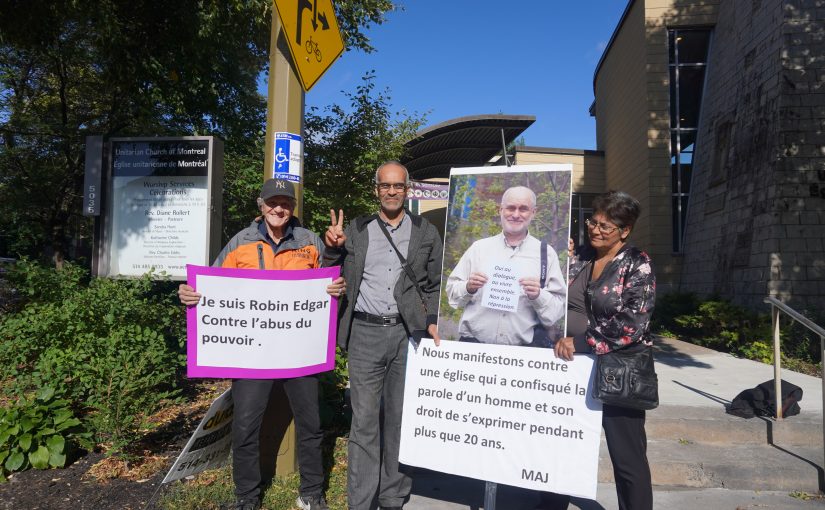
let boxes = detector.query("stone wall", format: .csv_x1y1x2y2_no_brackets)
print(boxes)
680,0,825,312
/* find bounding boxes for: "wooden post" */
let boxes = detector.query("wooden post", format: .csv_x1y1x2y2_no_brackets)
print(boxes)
259,13,306,478
264,15,306,219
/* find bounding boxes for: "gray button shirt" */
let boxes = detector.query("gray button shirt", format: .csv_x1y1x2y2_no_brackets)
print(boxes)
354,215,411,315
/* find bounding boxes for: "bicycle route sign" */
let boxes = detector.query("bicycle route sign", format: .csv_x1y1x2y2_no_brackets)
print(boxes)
274,0,345,92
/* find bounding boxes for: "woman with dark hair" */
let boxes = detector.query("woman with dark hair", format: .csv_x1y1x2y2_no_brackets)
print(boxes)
540,190,656,510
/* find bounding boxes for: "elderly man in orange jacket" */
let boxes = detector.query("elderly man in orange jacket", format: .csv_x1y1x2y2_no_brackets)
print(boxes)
178,179,345,510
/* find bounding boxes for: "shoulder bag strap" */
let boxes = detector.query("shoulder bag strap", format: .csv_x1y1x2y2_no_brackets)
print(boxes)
540,239,547,288
376,218,429,314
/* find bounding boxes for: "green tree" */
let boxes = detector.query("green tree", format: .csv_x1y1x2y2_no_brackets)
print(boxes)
212,71,424,239
302,71,425,234
0,0,396,264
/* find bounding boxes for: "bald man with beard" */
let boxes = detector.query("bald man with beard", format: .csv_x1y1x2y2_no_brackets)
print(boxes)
446,186,566,346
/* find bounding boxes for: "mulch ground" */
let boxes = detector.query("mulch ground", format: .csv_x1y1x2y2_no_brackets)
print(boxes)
0,451,169,510
0,380,230,510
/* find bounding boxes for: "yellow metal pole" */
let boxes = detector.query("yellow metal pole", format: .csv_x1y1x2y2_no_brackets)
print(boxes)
264,14,306,219
260,12,305,478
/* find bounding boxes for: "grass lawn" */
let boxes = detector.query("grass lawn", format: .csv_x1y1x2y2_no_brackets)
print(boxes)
159,434,349,510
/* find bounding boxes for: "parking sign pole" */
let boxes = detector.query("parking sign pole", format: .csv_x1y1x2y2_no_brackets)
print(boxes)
259,13,305,478
264,14,306,220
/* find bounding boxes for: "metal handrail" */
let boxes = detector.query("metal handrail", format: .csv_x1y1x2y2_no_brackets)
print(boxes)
765,297,825,338
763,296,825,479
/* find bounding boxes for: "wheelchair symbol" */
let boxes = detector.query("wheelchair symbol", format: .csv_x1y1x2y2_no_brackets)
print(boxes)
275,148,289,165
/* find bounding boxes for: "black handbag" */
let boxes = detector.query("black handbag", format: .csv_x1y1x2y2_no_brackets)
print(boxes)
592,344,659,410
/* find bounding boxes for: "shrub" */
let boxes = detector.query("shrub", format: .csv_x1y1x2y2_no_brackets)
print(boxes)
0,386,91,481
0,260,184,378
673,300,771,355
650,292,701,337
3,257,88,306
75,325,181,453
0,259,185,456
652,292,820,367
783,307,825,364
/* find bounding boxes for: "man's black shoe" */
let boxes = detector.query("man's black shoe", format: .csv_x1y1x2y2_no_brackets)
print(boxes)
226,498,260,510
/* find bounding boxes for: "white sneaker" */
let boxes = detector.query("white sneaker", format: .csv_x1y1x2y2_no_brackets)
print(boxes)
296,495,329,510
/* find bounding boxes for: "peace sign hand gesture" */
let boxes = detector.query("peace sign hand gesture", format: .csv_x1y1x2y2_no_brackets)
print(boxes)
324,209,347,248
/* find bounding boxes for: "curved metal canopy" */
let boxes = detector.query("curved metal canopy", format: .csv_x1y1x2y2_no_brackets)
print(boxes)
401,114,535,180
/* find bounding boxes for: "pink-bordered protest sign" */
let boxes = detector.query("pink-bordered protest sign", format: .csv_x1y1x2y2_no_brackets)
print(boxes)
186,264,340,379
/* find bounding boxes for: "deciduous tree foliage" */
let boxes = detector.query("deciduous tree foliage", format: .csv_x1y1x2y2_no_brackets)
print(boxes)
0,0,395,264
302,71,425,234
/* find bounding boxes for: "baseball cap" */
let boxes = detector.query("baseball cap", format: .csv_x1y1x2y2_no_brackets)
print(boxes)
260,178,296,201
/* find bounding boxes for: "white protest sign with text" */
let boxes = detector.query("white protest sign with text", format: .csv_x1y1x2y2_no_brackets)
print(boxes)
480,260,524,312
186,265,339,379
400,339,601,499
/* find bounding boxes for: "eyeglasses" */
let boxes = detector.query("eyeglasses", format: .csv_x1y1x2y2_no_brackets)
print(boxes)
501,205,534,214
376,183,407,192
585,218,621,234
263,198,294,210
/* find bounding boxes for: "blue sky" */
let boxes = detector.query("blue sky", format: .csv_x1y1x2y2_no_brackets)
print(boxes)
299,1,629,150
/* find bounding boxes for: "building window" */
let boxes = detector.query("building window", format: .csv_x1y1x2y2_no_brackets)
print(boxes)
570,193,598,249
669,28,711,252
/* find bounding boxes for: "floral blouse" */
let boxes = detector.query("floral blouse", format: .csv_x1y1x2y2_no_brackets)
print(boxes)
569,244,656,354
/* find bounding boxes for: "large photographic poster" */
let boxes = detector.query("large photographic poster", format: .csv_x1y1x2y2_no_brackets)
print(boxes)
399,164,602,499
102,137,221,279
438,164,573,345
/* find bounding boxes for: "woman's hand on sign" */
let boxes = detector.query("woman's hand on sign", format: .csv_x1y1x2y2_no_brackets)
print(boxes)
178,284,201,306
324,209,346,248
326,276,346,298
554,336,576,361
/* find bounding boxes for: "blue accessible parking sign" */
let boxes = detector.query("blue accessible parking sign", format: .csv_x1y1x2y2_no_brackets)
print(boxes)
273,132,302,183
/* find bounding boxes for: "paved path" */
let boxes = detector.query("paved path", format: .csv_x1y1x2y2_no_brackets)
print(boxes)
653,336,822,412
407,475,825,509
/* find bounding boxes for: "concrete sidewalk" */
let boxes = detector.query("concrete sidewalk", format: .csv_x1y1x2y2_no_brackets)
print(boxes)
400,337,824,509
653,336,822,413
406,474,825,509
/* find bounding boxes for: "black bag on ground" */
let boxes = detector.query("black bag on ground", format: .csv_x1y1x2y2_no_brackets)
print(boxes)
727,379,803,419
592,344,659,410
